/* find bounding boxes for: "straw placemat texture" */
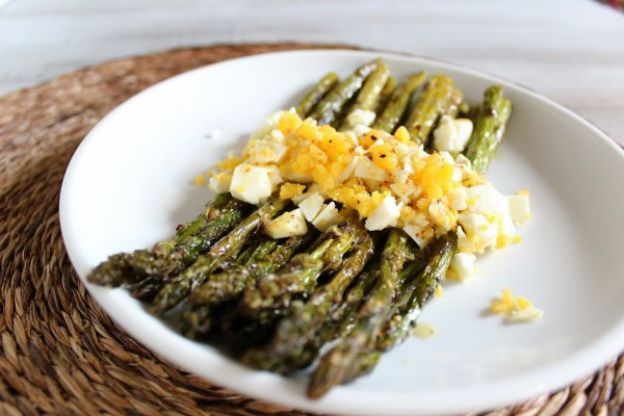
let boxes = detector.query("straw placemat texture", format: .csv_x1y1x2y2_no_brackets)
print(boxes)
0,43,622,416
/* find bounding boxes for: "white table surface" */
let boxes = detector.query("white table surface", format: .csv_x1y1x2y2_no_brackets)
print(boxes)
1,0,623,144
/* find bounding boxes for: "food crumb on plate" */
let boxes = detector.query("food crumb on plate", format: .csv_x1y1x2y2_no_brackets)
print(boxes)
194,174,206,185
434,285,444,299
412,322,436,339
490,288,543,323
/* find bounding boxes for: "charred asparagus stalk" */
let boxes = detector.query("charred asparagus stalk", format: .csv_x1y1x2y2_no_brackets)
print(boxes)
182,237,287,338
310,59,379,126
189,231,315,306
377,233,456,351
151,198,287,313
342,233,456,383
88,194,248,286
240,220,357,314
372,71,427,133
147,197,250,276
242,219,374,373
296,72,340,118
340,60,390,130
464,85,512,173
307,229,416,398
319,266,379,342
373,75,397,115
404,75,463,146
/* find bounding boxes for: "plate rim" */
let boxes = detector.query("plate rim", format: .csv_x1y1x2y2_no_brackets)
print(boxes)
59,48,624,416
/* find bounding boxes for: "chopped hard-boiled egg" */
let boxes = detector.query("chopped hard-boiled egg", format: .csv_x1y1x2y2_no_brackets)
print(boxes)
230,163,275,204
210,111,530,259
279,182,306,201
346,109,376,129
265,208,308,239
490,288,543,323
266,165,283,188
208,172,232,193
248,140,287,164
448,187,467,211
312,202,343,231
403,223,434,248
458,183,524,252
448,252,476,280
433,116,473,153
352,124,372,137
466,183,508,216
508,191,531,225
428,200,456,232
297,193,325,222
354,155,388,182
458,211,497,252
365,196,400,231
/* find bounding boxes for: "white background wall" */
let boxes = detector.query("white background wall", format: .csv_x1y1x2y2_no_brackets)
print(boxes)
1,0,623,143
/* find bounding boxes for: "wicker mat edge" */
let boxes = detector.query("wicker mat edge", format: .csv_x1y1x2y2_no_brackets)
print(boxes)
0,42,622,416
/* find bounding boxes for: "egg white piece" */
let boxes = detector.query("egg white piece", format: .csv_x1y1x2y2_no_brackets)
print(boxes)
298,193,325,222
312,202,343,231
230,163,275,204
433,116,473,153
366,196,400,231
265,208,308,239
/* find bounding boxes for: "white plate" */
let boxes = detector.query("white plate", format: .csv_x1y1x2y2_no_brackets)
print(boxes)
59,50,624,416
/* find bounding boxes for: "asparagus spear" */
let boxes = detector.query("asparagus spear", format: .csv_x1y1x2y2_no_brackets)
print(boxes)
464,85,512,174
237,238,275,267
288,73,430,380
321,222,358,273
151,198,287,313
181,302,214,337
339,233,456,385
296,72,340,118
240,220,356,314
340,60,390,130
378,233,456,351
373,75,397,116
326,254,424,353
307,229,416,398
320,266,379,340
88,253,138,287
216,232,346,352
189,231,314,306
343,351,382,383
458,101,471,118
372,71,427,133
91,196,248,303
127,275,162,300
242,220,374,373
182,237,286,338
138,197,250,277
310,59,380,126
404,74,459,146
161,193,234,252
88,194,245,286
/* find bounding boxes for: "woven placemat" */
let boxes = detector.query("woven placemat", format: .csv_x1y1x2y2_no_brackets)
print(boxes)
0,43,622,416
